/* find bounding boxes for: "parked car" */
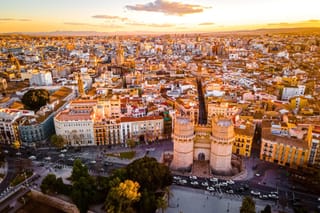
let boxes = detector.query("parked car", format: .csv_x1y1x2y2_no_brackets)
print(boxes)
206,186,215,191
190,181,199,185
251,190,261,196
201,181,209,186
210,177,218,182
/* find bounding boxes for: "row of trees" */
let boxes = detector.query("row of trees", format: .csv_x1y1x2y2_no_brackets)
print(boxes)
41,156,172,213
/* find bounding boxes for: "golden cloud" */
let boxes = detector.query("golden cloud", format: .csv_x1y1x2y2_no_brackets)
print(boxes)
199,22,215,26
127,22,175,27
307,19,320,23
92,15,128,22
0,18,31,21
64,22,123,28
125,0,211,16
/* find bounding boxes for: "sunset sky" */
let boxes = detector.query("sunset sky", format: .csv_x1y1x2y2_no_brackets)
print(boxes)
0,0,320,33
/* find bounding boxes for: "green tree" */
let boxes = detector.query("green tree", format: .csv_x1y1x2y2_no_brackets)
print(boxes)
50,134,65,149
125,157,172,213
156,196,168,213
71,159,89,182
55,177,72,195
21,89,50,111
40,174,57,194
127,138,136,149
71,176,96,213
125,156,172,192
261,204,271,213
240,196,256,213
138,189,156,213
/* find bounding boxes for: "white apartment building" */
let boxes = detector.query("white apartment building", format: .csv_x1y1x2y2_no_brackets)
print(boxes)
54,106,95,146
30,71,53,86
120,116,164,145
281,85,305,101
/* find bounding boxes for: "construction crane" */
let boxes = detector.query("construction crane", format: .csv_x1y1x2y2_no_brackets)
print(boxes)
7,53,21,79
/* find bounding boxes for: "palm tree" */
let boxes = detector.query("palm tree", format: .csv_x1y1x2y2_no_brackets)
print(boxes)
164,186,173,204
156,196,168,213
240,196,255,213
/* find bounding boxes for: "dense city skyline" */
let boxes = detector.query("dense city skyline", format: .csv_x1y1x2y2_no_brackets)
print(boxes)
1,0,320,33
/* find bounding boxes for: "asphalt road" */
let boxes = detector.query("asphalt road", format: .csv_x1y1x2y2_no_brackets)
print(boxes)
0,158,17,194
1,141,319,212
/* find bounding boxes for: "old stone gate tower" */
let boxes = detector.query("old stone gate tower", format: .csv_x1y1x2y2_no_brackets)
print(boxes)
171,115,235,175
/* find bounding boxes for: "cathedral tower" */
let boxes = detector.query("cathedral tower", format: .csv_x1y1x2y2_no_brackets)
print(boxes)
77,72,85,97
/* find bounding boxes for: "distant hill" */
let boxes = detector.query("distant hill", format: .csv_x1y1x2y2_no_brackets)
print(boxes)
1,27,320,37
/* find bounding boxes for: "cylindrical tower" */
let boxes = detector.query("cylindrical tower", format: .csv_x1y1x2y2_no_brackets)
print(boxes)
171,116,194,170
210,118,234,174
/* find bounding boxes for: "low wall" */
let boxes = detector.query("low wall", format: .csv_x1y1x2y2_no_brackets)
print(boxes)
29,190,79,213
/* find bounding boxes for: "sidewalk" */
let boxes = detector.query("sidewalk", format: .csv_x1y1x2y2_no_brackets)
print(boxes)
165,186,272,213
0,161,8,184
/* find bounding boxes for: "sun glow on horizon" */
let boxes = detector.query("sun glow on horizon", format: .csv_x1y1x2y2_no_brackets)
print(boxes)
0,0,320,33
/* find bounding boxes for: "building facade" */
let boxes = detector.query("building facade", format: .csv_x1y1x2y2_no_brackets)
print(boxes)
233,125,255,157
30,71,53,86
0,109,34,144
18,113,55,146
54,102,95,146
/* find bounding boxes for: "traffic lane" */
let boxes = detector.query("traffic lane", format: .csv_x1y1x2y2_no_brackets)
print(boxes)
0,158,16,193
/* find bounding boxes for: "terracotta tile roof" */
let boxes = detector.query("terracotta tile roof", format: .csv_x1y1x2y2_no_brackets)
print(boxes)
120,115,163,122
55,109,93,121
262,128,309,149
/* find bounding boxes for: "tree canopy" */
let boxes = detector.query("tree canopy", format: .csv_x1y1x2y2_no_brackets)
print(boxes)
106,156,173,213
40,173,57,194
50,134,66,149
125,156,172,191
71,159,89,182
105,179,141,213
21,89,50,111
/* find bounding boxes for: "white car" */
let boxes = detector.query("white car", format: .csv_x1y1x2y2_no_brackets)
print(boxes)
206,186,215,191
189,176,197,180
60,149,67,153
179,179,187,184
210,177,218,182
44,156,51,161
251,190,261,196
28,155,36,160
227,180,235,185
255,173,261,177
190,181,199,185
173,176,181,180
220,182,228,187
201,181,209,186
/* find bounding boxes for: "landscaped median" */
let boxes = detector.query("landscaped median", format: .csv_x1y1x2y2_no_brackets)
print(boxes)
10,170,33,186
106,151,136,159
